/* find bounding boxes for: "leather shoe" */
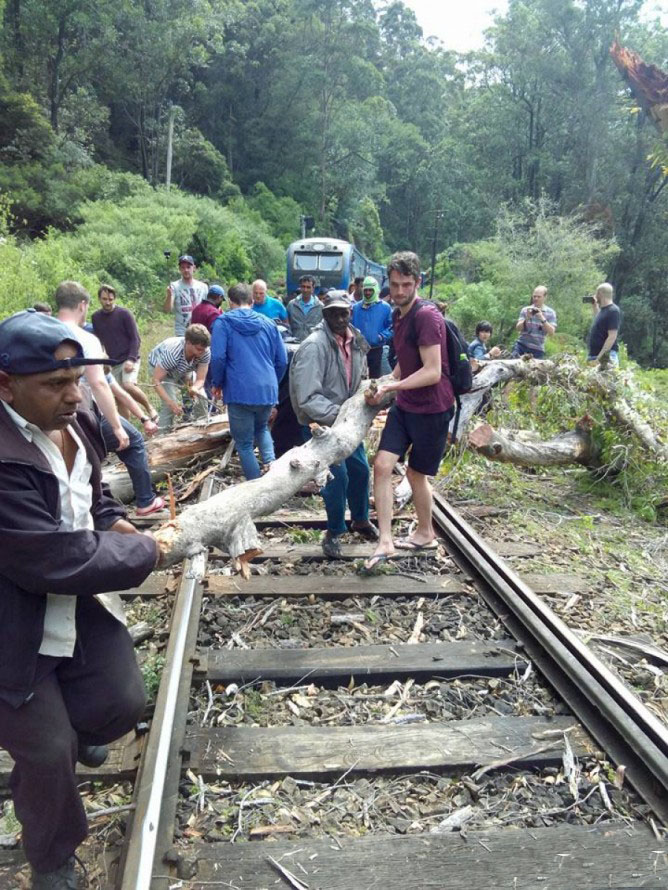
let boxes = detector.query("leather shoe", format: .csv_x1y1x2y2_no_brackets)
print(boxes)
321,532,343,559
77,742,109,768
31,856,78,889
350,520,380,542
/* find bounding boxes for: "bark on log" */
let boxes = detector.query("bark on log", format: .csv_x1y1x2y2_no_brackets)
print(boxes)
468,420,597,467
103,416,231,502
154,379,395,566
586,372,668,463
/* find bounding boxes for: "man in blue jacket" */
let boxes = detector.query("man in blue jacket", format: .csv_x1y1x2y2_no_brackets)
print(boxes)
210,283,288,479
351,276,392,378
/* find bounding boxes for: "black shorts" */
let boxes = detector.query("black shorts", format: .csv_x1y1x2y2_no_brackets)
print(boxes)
378,404,453,476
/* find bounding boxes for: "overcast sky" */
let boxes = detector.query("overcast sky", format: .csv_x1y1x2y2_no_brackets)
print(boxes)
402,0,667,53
402,0,508,52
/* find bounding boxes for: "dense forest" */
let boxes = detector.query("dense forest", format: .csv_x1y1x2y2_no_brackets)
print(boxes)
0,0,666,365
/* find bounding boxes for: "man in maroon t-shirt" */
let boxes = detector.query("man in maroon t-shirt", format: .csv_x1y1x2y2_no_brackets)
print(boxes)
191,285,226,332
364,251,454,570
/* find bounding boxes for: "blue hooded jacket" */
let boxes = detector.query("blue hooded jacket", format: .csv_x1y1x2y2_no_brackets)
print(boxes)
210,308,288,405
351,287,392,348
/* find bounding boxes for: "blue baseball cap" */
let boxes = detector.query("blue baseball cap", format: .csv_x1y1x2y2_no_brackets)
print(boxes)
0,310,115,375
178,254,196,265
208,285,225,299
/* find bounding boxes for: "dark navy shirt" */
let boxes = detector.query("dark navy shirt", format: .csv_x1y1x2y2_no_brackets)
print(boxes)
587,304,622,356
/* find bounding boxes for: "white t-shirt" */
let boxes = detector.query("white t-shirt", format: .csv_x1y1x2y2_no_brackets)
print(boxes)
63,321,106,409
171,278,208,335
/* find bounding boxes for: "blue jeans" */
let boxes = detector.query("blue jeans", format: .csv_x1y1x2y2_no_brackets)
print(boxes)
302,427,370,535
227,403,275,480
511,341,545,359
588,351,619,366
100,416,156,507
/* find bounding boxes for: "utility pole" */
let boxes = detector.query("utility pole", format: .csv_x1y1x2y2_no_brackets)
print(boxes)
429,210,444,299
165,105,176,190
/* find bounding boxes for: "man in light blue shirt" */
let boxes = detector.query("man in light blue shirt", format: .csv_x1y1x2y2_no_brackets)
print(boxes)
252,279,288,322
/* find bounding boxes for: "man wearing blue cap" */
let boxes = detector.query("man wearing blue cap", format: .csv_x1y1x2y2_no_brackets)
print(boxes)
0,310,161,889
163,255,208,335
191,284,226,332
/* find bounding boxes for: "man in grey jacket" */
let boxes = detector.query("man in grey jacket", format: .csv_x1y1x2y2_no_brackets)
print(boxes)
287,275,324,342
290,292,378,558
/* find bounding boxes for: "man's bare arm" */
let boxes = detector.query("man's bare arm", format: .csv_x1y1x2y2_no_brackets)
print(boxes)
85,364,129,450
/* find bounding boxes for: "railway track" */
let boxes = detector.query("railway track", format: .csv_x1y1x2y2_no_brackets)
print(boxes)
1,469,667,889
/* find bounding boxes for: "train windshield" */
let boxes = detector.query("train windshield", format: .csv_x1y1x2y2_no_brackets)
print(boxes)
293,252,343,272
318,254,343,271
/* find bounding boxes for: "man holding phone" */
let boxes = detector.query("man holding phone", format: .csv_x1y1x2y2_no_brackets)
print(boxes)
586,283,622,366
511,285,556,359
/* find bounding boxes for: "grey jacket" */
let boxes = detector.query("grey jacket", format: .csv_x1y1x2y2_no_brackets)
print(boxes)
287,296,324,342
290,321,368,426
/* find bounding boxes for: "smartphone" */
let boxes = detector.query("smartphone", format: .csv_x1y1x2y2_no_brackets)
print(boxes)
582,295,595,304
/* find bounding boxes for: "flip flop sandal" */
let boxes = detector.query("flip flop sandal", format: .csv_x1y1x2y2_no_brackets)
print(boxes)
360,552,398,574
394,537,439,551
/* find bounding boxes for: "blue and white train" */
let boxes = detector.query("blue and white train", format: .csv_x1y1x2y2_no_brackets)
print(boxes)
286,237,386,296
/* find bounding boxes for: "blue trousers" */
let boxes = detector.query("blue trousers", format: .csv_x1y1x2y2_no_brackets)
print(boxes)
511,341,545,359
100,416,156,507
321,442,370,535
227,403,275,480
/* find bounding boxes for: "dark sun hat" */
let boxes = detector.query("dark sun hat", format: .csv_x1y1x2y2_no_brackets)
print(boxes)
0,310,117,375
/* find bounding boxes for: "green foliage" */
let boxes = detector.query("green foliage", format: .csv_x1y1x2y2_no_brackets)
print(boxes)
171,125,238,199
350,196,386,260
141,653,165,701
1,0,666,367
246,182,303,246
0,171,284,319
444,199,619,344
0,70,53,161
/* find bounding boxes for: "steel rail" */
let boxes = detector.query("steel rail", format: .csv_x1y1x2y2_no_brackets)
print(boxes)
432,492,668,824
120,476,215,890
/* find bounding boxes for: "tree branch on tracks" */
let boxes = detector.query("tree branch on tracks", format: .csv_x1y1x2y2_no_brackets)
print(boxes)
154,381,396,567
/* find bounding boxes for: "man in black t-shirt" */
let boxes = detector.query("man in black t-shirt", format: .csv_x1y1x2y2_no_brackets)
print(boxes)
587,283,622,366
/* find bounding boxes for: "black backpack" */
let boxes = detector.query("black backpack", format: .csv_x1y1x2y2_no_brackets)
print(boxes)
395,299,472,442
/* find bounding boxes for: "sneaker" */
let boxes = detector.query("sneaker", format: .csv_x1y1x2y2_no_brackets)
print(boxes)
77,742,109,768
321,532,343,559
135,496,165,516
31,857,78,889
350,520,380,542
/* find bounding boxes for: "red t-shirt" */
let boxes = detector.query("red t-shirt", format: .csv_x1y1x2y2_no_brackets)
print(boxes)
393,300,455,414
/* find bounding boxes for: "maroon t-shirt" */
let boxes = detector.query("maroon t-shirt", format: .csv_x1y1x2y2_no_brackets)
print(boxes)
393,300,455,414
191,299,222,332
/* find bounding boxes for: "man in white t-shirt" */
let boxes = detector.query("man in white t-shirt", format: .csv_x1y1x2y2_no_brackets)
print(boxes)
55,282,129,451
163,254,208,336
55,282,165,515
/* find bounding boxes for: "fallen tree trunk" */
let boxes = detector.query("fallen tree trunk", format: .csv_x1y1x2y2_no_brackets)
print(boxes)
103,416,231,502
454,357,556,439
468,419,597,467
457,358,667,464
154,380,395,566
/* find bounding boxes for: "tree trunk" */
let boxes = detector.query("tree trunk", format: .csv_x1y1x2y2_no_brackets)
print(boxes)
454,357,556,438
154,383,394,567
468,420,597,467
103,417,231,502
